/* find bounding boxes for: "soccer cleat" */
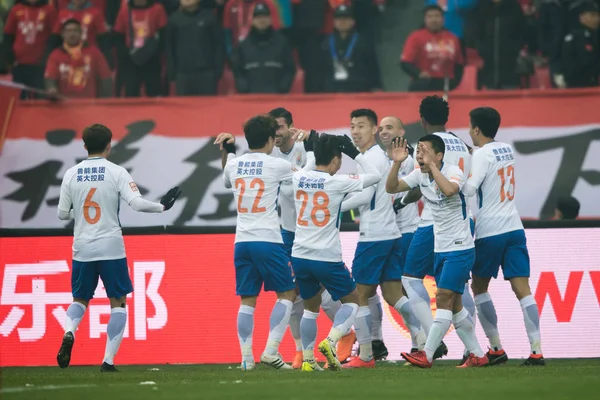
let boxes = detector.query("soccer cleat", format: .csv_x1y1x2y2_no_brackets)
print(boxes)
337,330,356,362
521,354,545,366
487,349,509,366
301,360,324,372
57,331,75,369
342,356,375,369
260,352,293,370
401,350,433,368
433,341,448,360
241,360,255,371
372,340,389,361
292,351,303,369
458,353,469,367
456,353,489,368
403,348,419,366
100,362,119,372
318,339,342,371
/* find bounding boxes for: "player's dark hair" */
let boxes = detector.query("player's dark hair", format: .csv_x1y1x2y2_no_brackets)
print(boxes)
350,109,378,126
83,124,112,155
315,134,342,165
268,107,293,126
556,196,580,219
469,107,501,139
424,4,444,14
243,114,278,150
419,95,449,126
62,18,81,30
419,134,446,156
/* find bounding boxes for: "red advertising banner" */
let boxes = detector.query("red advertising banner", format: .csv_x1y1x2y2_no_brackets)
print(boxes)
1,229,600,367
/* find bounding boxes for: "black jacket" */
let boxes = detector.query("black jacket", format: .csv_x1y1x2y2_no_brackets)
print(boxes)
321,30,382,93
231,27,296,94
166,7,224,79
561,26,600,88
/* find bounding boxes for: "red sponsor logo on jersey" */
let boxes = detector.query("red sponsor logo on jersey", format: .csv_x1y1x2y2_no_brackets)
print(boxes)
349,175,359,180
129,182,139,192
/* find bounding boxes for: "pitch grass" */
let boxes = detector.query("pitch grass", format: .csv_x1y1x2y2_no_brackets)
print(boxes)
2,359,599,400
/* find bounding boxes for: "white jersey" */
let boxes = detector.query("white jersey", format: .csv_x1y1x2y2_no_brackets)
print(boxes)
419,132,472,227
403,163,474,252
292,171,365,262
464,142,523,239
394,154,420,234
58,157,142,262
271,142,307,232
344,145,401,242
224,152,294,243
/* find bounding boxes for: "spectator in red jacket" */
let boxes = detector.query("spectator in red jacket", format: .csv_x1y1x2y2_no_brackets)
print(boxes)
223,0,281,55
51,1,106,47
3,0,57,99
113,0,167,97
44,18,112,98
400,5,464,92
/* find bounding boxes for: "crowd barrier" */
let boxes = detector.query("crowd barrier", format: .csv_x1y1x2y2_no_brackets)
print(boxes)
1,221,599,367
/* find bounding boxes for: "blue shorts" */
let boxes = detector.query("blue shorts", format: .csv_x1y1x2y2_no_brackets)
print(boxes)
291,257,355,301
473,229,530,280
433,249,476,294
281,228,295,259
72,258,133,301
352,237,404,285
404,225,434,278
234,242,295,296
399,232,415,267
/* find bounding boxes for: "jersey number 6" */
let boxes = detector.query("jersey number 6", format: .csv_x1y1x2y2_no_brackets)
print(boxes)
84,188,101,224
296,190,331,227
235,178,267,213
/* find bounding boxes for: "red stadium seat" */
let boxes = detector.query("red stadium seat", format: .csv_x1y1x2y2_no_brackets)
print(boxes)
530,66,552,89
453,65,477,94
465,48,484,68
290,68,305,94
218,68,235,95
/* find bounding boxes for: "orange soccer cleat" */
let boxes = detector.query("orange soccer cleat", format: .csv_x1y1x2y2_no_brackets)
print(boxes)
341,356,375,369
292,351,303,369
337,330,356,362
456,353,489,368
486,348,508,366
521,353,545,366
401,350,433,369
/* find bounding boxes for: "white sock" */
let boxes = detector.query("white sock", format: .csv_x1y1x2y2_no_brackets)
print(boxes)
65,302,86,337
265,299,293,356
368,295,384,342
289,297,304,351
453,307,484,358
475,292,502,351
320,289,342,322
462,284,477,357
394,296,423,348
301,310,319,362
103,307,127,365
402,277,433,335
328,303,359,345
423,309,452,363
354,306,373,362
520,295,542,354
237,305,255,362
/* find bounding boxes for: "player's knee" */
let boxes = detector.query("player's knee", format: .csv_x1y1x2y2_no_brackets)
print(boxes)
303,295,320,312
435,289,455,310
509,277,531,300
73,298,89,308
109,296,126,309
356,284,376,306
240,295,258,308
470,276,490,296
381,282,403,306
340,289,359,305
277,289,297,303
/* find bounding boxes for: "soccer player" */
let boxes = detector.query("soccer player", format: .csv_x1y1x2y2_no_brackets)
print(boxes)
216,115,298,370
56,124,181,372
378,116,426,353
399,96,477,363
291,134,382,371
387,135,488,368
463,107,544,366
340,109,416,368
268,107,356,367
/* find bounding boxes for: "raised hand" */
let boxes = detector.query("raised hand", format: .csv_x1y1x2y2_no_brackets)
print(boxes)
389,137,410,163
418,142,435,167
214,132,236,153
290,128,309,142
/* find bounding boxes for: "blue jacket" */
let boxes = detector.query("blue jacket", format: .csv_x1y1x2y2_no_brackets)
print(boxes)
425,0,477,38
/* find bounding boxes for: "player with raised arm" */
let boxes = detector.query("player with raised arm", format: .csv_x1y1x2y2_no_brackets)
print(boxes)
400,96,477,364
340,109,417,368
378,116,427,355
387,135,488,368
463,107,544,366
56,124,181,372
291,134,382,372
215,115,297,371
268,107,355,367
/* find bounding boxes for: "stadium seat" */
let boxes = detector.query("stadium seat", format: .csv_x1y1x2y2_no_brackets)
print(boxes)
465,48,484,68
530,66,552,89
453,65,477,94
290,68,305,94
218,67,236,95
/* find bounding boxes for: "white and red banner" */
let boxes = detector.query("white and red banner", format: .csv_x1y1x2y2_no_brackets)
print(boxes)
1,91,600,228
1,228,599,366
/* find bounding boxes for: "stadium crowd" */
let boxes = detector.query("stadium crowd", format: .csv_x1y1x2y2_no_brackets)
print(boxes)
0,0,599,99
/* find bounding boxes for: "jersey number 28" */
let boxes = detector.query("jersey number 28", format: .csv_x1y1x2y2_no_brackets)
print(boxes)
296,190,330,227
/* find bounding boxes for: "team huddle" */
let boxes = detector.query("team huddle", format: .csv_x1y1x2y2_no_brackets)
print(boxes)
54,96,544,371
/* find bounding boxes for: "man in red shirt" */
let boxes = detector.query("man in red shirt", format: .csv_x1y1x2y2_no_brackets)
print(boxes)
45,18,112,98
400,5,464,92
3,0,57,99
113,0,167,97
51,0,107,47
223,0,281,55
